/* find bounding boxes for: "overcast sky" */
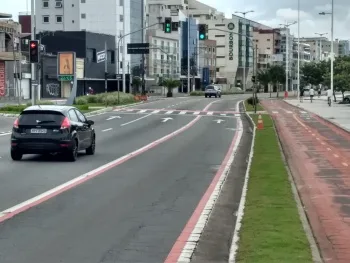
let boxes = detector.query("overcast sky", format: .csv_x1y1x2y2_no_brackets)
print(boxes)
2,0,348,40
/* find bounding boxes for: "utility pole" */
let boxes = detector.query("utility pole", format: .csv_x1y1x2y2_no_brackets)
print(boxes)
141,0,146,94
187,7,190,93
30,0,35,105
280,21,297,98
104,41,108,93
122,1,126,93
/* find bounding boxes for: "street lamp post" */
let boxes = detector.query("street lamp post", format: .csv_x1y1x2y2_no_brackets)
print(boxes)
319,0,334,99
297,0,300,99
235,10,254,92
315,32,328,60
117,23,159,103
280,21,297,98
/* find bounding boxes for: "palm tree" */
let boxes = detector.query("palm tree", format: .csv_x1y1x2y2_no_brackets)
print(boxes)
257,69,270,94
162,78,181,97
132,76,141,95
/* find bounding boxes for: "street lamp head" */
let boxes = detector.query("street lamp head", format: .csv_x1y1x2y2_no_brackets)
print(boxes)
319,12,326,15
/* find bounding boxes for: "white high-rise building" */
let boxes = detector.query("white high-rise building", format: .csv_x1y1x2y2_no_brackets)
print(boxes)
34,0,145,74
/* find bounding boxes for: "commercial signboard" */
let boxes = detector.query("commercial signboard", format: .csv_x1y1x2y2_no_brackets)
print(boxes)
57,52,75,81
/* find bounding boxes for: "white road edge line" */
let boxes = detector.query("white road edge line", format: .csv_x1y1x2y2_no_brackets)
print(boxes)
228,102,256,263
0,132,11,136
120,113,154,126
176,100,244,263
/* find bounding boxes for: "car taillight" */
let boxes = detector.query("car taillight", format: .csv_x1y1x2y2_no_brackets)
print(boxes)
13,118,19,129
60,117,71,129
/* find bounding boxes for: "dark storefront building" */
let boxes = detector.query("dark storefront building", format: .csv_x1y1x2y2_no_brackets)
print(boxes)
34,31,129,99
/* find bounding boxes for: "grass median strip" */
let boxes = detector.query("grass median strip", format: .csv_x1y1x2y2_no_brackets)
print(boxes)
244,99,264,111
235,114,313,263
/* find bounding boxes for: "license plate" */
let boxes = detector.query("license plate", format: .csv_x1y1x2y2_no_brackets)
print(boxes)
30,128,47,134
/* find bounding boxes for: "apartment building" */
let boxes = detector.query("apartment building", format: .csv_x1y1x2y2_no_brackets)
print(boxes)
198,39,216,85
299,37,339,61
338,40,350,56
33,0,145,75
253,28,282,70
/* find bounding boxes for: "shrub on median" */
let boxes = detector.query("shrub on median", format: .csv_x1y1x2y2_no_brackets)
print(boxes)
74,92,136,106
246,96,260,105
190,91,204,96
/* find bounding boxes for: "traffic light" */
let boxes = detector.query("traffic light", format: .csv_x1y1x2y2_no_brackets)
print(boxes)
29,40,39,63
252,76,256,83
164,17,172,33
198,24,207,40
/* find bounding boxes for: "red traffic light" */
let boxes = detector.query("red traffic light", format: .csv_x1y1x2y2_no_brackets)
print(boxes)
30,42,36,48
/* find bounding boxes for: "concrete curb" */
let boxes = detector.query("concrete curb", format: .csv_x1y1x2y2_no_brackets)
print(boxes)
270,105,324,263
0,101,145,118
228,100,256,263
284,100,350,134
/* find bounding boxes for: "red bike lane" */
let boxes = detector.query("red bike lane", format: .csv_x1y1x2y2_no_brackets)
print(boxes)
262,100,350,263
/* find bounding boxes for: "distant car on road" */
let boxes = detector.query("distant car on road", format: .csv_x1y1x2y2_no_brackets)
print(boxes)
204,85,221,98
10,105,96,162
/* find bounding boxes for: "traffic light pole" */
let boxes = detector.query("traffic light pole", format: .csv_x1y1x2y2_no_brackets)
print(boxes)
116,22,159,103
31,0,35,106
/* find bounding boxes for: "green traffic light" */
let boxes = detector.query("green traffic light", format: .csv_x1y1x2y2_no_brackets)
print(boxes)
199,34,205,40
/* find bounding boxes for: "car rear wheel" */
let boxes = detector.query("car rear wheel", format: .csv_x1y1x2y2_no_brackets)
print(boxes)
11,150,23,161
67,139,78,162
86,135,95,155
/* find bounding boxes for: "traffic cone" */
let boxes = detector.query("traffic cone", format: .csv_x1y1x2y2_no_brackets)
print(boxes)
257,114,264,130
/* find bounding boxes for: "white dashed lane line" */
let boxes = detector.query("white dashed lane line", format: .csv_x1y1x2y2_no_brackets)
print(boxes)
102,128,113,132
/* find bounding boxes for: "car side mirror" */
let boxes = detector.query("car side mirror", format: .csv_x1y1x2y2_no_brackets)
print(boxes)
86,120,94,126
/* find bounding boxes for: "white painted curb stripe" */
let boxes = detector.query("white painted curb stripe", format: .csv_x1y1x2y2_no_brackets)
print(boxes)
175,100,244,262
228,106,256,262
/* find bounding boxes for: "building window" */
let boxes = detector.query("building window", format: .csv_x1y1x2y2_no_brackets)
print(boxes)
56,15,63,23
119,0,123,6
42,0,49,8
81,0,86,2
120,15,123,22
81,13,86,19
42,15,49,23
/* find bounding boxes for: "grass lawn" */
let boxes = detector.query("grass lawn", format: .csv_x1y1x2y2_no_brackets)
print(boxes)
235,114,313,263
244,100,264,111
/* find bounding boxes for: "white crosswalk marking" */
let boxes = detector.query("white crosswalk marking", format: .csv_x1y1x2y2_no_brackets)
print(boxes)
235,114,240,117
179,111,187,115
193,111,200,115
286,110,293,114
139,110,147,113
165,111,173,114
151,110,160,114
206,112,213,115
220,113,227,116
272,111,278,114
300,111,307,114
126,109,133,111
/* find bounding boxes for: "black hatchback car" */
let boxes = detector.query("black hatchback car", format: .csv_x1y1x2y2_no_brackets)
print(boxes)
10,105,96,162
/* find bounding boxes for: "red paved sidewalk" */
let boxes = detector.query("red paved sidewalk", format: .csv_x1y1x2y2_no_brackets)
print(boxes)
262,100,350,263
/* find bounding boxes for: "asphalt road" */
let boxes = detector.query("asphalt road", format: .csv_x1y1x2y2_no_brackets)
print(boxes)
0,96,249,263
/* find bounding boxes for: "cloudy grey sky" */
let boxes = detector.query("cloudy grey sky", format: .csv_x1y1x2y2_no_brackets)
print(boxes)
2,0,349,39
199,0,349,40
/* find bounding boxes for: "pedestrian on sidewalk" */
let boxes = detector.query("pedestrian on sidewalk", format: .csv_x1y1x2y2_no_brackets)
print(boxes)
326,87,332,106
309,87,315,103
300,87,304,102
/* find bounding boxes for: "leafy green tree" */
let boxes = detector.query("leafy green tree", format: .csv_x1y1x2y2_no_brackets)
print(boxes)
267,64,285,97
300,62,324,86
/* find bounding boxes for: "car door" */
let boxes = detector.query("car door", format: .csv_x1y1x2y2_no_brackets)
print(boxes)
74,109,92,147
67,109,86,149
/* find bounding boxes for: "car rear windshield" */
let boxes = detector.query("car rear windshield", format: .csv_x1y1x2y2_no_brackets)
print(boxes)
205,86,214,90
18,110,65,126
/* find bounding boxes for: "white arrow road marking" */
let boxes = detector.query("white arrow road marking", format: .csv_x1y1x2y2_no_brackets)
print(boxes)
214,119,225,124
106,116,121,120
206,112,213,115
161,117,173,122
